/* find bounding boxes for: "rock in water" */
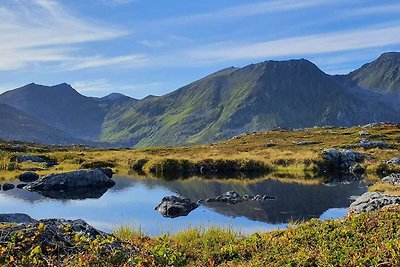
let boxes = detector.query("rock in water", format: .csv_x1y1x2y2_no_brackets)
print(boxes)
155,196,198,218
382,173,400,186
98,167,114,178
24,169,115,191
0,213,36,223
2,183,15,191
19,172,39,182
349,192,400,213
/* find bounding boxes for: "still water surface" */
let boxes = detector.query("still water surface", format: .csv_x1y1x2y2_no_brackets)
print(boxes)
0,176,367,235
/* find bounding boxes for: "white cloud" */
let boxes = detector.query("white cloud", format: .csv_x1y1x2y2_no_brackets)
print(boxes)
63,54,149,71
187,24,400,62
164,0,348,24
0,0,129,71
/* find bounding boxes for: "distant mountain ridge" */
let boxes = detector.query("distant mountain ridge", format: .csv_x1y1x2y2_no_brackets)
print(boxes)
1,52,400,147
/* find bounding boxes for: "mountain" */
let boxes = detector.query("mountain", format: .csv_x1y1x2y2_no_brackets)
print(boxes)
1,53,400,147
0,104,80,144
0,83,133,141
100,59,400,147
338,52,400,98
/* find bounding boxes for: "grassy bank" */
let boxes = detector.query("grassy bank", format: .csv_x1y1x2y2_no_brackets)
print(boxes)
0,124,399,183
1,208,399,266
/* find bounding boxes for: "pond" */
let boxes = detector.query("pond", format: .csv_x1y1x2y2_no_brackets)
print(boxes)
0,176,368,236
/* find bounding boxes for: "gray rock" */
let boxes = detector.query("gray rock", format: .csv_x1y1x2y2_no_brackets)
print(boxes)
98,168,114,178
2,183,15,191
382,173,400,186
0,213,36,223
16,154,47,163
155,196,199,218
199,191,274,204
24,169,115,191
349,192,400,213
19,171,39,182
359,139,391,149
385,157,400,165
359,131,369,136
323,149,365,173
293,141,320,146
16,183,27,189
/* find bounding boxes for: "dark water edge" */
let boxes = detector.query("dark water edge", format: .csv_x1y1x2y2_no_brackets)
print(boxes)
0,176,368,236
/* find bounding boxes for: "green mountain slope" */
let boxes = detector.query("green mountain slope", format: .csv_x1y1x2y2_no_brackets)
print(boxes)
340,52,400,98
100,59,400,147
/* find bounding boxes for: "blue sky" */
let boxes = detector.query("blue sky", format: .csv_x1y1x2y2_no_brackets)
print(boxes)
0,0,399,98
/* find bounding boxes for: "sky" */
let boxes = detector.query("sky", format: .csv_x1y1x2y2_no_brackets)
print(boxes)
0,0,399,99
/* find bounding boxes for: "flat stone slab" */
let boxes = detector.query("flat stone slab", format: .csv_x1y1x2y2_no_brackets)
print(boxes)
349,192,400,213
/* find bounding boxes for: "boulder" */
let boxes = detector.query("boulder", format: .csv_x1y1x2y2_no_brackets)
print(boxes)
322,149,365,173
16,154,47,163
155,196,199,218
359,139,390,149
16,183,27,189
0,213,36,223
24,169,115,191
385,157,400,165
382,173,400,186
19,171,39,182
2,183,15,191
199,191,275,204
98,168,114,178
349,192,400,213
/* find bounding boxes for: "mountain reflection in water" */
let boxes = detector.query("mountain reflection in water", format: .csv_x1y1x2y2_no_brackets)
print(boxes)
0,176,367,235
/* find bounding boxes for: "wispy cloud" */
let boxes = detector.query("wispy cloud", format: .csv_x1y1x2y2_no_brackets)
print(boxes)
164,0,348,25
63,54,149,71
187,24,400,62
0,0,129,71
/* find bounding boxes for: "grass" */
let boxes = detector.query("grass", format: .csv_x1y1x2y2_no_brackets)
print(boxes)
1,208,399,266
0,123,399,185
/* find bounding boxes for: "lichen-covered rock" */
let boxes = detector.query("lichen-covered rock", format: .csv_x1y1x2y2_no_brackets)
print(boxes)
385,157,400,165
382,173,400,186
349,192,400,213
19,172,39,182
0,213,36,223
322,149,365,173
24,169,115,191
359,139,391,149
155,196,198,218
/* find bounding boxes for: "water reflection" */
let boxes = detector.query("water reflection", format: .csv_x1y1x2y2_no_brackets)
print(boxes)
0,176,367,235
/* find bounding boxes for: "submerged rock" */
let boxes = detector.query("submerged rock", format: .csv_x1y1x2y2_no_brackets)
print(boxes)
24,169,115,191
155,196,199,218
382,173,400,186
19,171,39,182
0,213,36,223
349,192,400,213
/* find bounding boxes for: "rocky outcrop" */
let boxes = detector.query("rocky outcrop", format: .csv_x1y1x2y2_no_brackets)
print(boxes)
198,191,275,205
0,213,36,223
155,196,199,218
24,169,115,191
322,149,365,174
382,173,400,186
0,217,118,254
16,154,57,166
349,192,400,213
385,157,400,165
19,171,39,182
359,139,391,149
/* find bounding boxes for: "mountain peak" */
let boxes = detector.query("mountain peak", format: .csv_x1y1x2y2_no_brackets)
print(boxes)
377,52,400,61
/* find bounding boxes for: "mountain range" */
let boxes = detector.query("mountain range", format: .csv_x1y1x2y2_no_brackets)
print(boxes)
1,52,400,147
